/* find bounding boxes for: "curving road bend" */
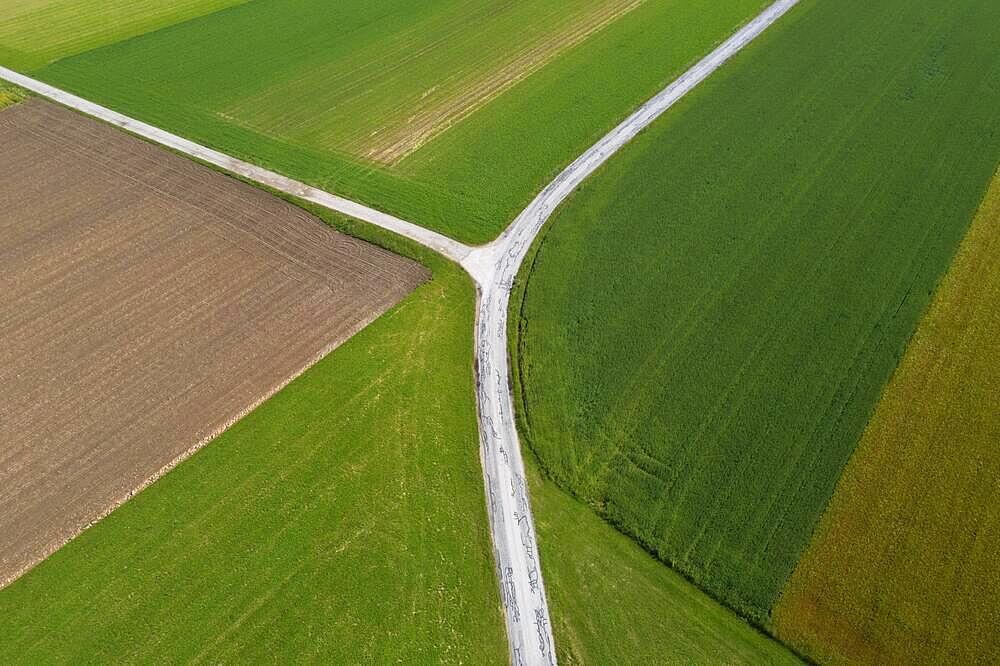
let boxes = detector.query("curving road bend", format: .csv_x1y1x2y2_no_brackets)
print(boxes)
0,2,798,662
460,1,799,662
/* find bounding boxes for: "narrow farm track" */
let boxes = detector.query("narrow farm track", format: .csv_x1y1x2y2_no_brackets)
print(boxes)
0,2,798,661
0,66,469,265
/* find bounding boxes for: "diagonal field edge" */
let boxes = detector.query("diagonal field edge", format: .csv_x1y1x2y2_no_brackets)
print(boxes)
0,1,800,661
0,65,471,264
461,1,801,663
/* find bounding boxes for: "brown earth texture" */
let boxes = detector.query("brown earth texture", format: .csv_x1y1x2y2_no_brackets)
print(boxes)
0,98,428,587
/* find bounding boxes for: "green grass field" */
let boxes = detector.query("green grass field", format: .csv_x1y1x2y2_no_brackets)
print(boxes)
529,458,800,664
20,0,768,242
773,170,1000,664
0,220,507,664
512,0,1000,625
0,181,796,662
0,0,248,71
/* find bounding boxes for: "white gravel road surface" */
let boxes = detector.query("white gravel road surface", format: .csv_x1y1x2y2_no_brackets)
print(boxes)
460,2,799,662
0,2,798,661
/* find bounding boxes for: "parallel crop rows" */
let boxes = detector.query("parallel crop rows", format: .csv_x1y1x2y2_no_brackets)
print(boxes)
513,0,1000,633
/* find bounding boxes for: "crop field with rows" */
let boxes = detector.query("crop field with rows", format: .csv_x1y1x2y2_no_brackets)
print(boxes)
773,170,1000,664
512,0,1000,626
21,0,768,242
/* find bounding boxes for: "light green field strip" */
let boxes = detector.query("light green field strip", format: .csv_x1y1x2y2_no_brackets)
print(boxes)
0,221,506,664
31,0,769,242
221,0,645,164
773,170,1000,664
0,0,248,71
511,0,1000,628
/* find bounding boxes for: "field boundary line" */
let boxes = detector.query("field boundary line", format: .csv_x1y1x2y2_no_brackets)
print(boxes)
459,1,800,663
0,299,398,592
0,66,471,264
0,1,801,660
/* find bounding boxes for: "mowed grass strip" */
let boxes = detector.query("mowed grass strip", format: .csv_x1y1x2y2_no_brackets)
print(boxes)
31,0,768,242
357,0,647,165
0,0,249,71
513,0,1000,624
0,232,506,663
772,170,1000,665
220,0,647,165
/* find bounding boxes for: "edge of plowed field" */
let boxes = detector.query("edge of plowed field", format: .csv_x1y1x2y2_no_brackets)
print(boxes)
0,97,432,591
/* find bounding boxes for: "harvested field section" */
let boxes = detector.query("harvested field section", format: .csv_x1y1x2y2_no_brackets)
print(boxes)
772,170,1000,664
358,0,646,164
218,0,644,163
0,99,427,587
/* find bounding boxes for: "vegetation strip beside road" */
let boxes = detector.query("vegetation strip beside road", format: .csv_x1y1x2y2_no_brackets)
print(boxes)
512,0,1000,635
773,169,1000,664
0,81,24,108
26,0,771,242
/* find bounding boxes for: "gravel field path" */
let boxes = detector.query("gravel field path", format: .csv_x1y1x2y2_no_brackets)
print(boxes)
0,2,799,660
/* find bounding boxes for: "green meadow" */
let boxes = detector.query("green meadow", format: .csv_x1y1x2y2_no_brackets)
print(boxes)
23,0,767,242
512,0,1000,626
0,0,248,71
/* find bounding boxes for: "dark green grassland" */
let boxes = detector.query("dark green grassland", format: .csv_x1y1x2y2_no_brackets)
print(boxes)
513,0,1000,624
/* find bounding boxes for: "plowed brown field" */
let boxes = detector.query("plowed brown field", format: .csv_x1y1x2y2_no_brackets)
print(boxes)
0,99,428,587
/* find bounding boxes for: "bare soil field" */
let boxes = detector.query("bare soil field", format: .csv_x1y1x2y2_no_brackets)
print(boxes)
0,98,428,587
